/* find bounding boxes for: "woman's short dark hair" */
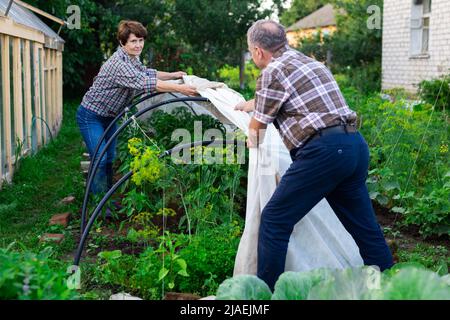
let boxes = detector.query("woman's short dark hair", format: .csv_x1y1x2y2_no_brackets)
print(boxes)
117,20,148,45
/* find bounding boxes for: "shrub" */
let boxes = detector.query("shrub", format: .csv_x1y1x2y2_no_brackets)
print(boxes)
177,222,243,296
418,75,450,111
0,245,77,300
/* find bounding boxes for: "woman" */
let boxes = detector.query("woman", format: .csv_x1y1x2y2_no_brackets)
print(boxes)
76,20,197,202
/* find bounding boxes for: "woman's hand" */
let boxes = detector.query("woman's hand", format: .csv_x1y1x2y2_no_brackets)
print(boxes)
171,71,187,80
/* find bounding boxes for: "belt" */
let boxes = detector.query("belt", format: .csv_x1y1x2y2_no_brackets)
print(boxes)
289,124,357,160
309,124,357,143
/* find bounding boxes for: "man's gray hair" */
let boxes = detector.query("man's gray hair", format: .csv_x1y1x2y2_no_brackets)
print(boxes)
247,20,287,52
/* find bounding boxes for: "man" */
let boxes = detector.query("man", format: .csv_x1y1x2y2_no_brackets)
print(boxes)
236,20,393,290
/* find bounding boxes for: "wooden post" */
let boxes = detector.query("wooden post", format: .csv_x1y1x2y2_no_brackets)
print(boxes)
57,51,63,132
1,35,12,180
39,46,46,145
13,37,24,159
23,40,32,151
34,44,42,148
52,50,56,136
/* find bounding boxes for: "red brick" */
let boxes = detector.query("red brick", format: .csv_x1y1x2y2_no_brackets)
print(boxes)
164,292,201,300
49,212,71,227
60,196,75,205
40,233,64,244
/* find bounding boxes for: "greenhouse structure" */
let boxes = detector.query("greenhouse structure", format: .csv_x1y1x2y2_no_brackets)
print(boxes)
0,0,64,186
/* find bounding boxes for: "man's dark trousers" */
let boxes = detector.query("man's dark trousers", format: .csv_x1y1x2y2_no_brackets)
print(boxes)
257,130,394,290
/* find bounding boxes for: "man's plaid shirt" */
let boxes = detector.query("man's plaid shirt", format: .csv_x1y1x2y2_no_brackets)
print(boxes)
81,46,157,117
254,45,357,151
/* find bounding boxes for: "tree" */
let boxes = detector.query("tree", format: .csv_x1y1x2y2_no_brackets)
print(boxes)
173,0,281,88
23,0,120,97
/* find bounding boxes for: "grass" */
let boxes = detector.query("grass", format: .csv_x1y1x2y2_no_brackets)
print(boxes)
0,100,85,252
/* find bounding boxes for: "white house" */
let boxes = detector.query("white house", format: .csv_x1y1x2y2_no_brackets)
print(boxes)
382,0,450,92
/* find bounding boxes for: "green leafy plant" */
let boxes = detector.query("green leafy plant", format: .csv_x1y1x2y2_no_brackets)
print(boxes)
418,74,450,111
0,245,77,300
154,231,190,290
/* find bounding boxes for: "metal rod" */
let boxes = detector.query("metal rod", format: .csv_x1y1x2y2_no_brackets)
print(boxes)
80,96,208,233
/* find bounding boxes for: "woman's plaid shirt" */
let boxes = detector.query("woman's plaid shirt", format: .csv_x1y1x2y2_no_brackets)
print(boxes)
81,47,157,117
253,45,357,151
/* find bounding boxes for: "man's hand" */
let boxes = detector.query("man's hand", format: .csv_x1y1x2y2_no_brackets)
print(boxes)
171,71,187,80
247,117,267,148
177,84,198,96
235,99,255,112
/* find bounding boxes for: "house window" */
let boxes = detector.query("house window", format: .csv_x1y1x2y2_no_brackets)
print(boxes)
410,0,432,56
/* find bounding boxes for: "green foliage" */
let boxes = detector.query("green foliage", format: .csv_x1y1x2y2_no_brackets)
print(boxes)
0,101,85,248
154,231,190,290
0,245,77,300
147,107,226,149
172,0,278,77
116,109,247,234
397,244,449,275
93,224,242,299
177,222,243,296
25,0,121,97
218,62,260,94
24,0,282,95
347,91,450,236
419,75,450,111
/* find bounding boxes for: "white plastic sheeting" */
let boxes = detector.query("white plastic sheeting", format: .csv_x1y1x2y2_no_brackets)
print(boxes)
143,75,364,275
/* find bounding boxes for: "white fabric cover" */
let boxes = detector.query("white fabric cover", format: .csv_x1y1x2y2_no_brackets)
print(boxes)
146,76,364,275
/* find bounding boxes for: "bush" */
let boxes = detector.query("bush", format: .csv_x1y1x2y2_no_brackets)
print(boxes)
177,222,243,296
419,75,450,111
0,245,77,300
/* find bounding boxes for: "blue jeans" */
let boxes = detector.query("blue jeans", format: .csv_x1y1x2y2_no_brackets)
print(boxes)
257,131,394,290
76,105,117,194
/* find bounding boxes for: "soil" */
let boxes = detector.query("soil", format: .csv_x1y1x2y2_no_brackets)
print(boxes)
372,201,450,263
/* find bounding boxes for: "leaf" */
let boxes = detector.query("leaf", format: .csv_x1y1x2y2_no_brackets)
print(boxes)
391,207,405,214
382,181,400,191
272,269,332,300
158,267,169,281
98,250,122,260
169,282,175,289
176,258,187,270
369,191,379,200
382,268,450,299
178,269,189,277
376,194,389,206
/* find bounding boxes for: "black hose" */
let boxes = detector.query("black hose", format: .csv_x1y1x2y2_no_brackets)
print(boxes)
74,138,237,267
31,116,54,142
80,97,209,233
